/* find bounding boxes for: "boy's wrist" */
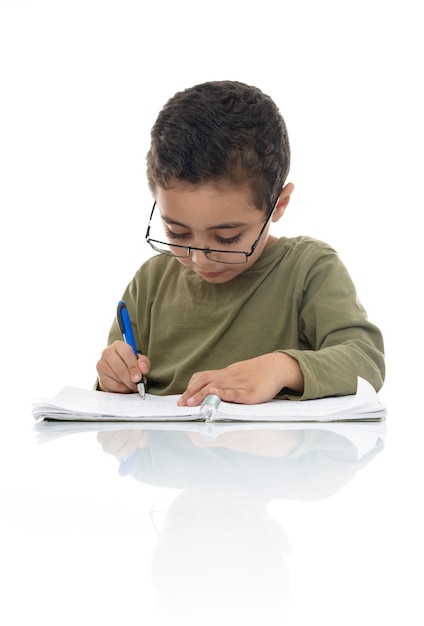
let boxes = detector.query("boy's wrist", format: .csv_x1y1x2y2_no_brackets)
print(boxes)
273,351,304,394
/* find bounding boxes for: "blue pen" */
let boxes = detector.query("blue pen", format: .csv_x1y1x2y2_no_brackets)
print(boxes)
116,300,146,399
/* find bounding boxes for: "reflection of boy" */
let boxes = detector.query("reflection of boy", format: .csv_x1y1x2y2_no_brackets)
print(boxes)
151,489,290,625
96,81,385,405
96,428,384,624
97,428,385,500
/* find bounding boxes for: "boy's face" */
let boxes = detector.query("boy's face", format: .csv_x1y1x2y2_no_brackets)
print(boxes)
154,182,290,284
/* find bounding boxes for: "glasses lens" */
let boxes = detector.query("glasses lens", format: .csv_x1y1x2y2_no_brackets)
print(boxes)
148,240,247,263
204,250,247,264
148,240,189,258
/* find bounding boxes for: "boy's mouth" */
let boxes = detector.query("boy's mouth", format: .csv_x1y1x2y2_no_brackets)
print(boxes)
198,270,226,279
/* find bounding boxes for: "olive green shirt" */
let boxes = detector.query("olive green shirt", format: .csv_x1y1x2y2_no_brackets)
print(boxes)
106,236,385,400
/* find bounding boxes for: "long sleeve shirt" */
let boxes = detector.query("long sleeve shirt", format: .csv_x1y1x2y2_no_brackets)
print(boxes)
106,236,385,400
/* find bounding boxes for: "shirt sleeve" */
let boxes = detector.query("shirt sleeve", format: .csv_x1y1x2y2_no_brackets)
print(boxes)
279,244,385,400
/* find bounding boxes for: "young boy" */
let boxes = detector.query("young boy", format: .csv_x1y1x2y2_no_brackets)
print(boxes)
96,81,385,406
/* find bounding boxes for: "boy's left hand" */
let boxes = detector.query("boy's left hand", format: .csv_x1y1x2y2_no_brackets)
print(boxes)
177,353,304,407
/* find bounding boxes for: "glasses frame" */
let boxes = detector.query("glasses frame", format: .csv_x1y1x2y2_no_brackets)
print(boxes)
145,194,280,265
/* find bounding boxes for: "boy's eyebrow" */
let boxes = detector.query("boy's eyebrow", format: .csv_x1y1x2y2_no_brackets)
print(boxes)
161,215,248,230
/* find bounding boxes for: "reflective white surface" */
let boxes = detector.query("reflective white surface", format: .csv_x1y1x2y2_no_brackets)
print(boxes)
2,389,423,625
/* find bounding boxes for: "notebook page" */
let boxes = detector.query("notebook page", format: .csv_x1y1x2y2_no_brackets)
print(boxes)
32,387,198,420
214,378,384,420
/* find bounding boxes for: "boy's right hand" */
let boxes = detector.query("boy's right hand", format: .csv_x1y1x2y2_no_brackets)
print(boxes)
96,340,150,393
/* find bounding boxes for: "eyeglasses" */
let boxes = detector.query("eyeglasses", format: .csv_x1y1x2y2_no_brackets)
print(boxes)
145,195,280,265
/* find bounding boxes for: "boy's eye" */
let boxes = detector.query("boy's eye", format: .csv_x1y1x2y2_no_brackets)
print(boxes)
215,234,242,246
164,225,242,247
164,226,191,240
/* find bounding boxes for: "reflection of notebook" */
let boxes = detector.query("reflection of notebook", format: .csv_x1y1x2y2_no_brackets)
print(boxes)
32,377,386,423
34,417,387,461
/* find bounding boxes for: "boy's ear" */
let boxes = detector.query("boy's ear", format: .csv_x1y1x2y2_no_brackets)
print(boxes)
272,183,294,221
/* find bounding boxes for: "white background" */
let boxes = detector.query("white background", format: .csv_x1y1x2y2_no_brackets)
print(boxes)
1,4,423,625
0,0,422,410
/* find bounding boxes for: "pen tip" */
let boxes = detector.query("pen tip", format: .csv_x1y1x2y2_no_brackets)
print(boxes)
137,382,146,400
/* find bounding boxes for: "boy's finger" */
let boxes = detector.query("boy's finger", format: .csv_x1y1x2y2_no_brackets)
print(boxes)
130,366,142,383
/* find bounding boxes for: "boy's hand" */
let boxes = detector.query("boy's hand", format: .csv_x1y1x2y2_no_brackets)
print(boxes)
177,353,304,407
97,429,150,459
96,340,150,393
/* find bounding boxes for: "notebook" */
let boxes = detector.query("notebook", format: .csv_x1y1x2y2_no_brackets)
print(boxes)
31,377,386,423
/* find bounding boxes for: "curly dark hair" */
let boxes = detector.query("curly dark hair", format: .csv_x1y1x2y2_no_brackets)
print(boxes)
146,81,290,210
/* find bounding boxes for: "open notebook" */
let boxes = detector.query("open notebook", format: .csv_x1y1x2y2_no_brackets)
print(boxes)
31,377,386,423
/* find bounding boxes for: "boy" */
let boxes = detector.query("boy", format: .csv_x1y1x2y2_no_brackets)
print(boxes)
96,81,385,406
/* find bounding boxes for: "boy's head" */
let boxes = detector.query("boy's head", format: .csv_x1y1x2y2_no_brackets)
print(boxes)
146,81,290,211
